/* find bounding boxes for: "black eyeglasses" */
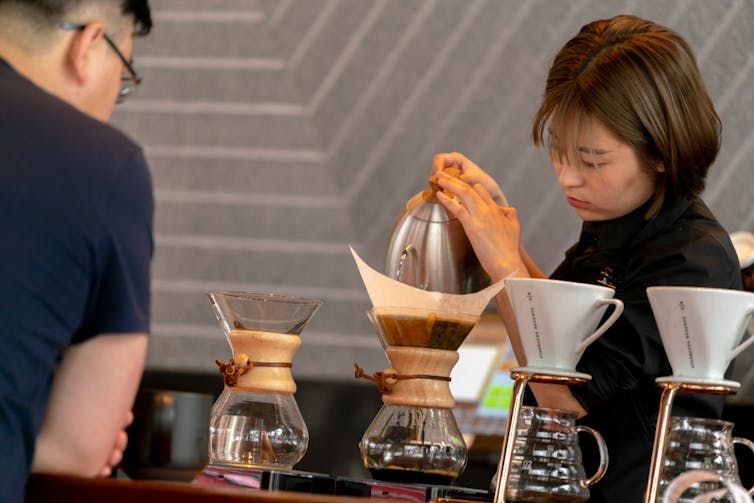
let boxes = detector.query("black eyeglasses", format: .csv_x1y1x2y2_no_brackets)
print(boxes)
61,22,141,103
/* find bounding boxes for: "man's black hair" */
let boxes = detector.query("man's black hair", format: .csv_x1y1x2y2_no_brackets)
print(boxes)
123,0,151,36
0,0,152,35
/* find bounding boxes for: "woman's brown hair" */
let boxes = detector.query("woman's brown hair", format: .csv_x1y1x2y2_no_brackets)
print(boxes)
532,15,720,218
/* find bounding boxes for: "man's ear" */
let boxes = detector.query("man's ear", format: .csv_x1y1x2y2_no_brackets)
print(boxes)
65,22,106,86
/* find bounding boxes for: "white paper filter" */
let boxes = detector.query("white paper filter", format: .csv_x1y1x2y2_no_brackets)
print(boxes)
349,245,507,316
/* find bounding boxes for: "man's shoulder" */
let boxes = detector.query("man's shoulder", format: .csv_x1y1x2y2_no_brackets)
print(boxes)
38,93,140,161
2,66,142,168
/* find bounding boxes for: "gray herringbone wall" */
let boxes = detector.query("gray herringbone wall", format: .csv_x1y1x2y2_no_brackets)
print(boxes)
110,0,754,382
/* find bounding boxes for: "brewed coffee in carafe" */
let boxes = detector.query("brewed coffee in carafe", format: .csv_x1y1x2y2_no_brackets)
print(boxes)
358,306,480,484
207,291,321,470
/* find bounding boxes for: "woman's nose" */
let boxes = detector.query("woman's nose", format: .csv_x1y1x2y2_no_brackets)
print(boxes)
554,159,582,188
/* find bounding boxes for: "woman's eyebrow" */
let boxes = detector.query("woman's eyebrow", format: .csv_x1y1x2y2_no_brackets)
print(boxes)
578,146,610,155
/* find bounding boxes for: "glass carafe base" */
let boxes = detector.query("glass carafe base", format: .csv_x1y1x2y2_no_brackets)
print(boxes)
209,388,308,470
360,404,467,482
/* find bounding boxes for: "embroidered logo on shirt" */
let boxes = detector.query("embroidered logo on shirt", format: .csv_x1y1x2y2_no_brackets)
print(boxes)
597,267,619,290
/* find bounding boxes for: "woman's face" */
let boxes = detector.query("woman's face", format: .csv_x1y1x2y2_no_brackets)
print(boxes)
551,118,659,222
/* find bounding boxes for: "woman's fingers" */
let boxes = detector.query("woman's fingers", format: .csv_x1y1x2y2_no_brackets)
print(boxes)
433,152,508,205
472,182,497,206
432,152,470,174
436,189,463,216
436,171,486,214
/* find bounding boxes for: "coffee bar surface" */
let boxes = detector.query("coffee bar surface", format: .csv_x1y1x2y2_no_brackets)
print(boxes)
25,467,491,503
194,465,492,502
24,473,408,503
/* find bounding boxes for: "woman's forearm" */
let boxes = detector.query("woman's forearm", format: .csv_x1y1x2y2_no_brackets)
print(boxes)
519,245,547,279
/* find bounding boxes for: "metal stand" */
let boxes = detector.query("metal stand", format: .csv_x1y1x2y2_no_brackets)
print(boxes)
492,368,590,503
643,378,739,503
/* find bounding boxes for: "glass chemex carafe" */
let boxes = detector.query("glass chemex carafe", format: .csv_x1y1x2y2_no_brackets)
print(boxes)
356,306,481,484
207,291,322,470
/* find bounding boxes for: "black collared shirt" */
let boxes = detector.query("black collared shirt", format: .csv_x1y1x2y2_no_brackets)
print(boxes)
550,195,742,502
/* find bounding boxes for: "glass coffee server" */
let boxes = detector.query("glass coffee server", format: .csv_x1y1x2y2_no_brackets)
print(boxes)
207,291,322,470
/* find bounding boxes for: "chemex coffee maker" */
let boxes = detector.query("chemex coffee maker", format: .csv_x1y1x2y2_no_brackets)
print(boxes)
351,247,504,486
350,169,506,485
644,286,754,503
492,278,623,503
207,291,322,470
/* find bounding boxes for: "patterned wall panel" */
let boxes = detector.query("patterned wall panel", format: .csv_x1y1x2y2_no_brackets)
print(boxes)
110,0,754,382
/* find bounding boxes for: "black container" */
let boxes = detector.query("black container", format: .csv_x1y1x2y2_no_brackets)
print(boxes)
122,388,213,481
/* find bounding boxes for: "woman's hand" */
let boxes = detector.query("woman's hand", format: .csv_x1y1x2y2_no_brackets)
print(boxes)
433,152,508,206
434,167,525,281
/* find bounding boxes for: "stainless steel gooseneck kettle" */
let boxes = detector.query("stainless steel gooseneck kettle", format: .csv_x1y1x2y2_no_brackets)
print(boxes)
385,168,490,294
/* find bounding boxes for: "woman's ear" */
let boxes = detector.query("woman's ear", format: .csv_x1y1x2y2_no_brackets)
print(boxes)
64,22,105,86
655,161,665,173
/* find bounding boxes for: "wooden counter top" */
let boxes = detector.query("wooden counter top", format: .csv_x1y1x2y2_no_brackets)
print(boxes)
25,473,407,503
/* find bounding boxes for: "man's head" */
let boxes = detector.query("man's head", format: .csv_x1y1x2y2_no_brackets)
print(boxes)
0,0,152,121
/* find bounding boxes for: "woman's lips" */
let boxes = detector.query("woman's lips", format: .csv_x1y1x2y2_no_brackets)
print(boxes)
567,196,588,209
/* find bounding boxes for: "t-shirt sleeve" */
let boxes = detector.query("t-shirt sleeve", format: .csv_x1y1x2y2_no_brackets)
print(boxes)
74,148,153,341
570,230,741,414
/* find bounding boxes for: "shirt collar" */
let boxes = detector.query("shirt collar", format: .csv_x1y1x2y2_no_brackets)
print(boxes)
580,194,692,252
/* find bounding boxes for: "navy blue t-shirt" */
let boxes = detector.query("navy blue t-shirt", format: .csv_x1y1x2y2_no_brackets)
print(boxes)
0,58,153,502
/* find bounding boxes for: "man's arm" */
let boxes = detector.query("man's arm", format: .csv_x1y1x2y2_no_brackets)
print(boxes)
31,333,147,476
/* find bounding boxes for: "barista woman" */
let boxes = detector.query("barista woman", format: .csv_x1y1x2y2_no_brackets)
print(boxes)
432,15,742,502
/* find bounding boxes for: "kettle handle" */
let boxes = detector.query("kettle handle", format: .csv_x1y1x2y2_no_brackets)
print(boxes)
577,425,609,487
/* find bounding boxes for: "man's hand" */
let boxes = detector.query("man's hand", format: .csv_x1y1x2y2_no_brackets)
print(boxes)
100,411,133,477
31,334,146,477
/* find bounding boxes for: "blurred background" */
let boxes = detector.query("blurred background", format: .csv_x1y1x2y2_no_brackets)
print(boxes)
111,0,754,485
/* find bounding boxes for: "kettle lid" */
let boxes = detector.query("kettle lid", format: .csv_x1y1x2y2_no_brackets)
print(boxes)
403,189,456,223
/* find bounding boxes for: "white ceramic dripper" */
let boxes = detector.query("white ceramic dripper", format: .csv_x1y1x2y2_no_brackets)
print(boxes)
647,286,754,385
504,277,624,376
644,287,754,503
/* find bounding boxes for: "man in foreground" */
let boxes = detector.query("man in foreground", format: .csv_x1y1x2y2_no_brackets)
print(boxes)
0,1,153,500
